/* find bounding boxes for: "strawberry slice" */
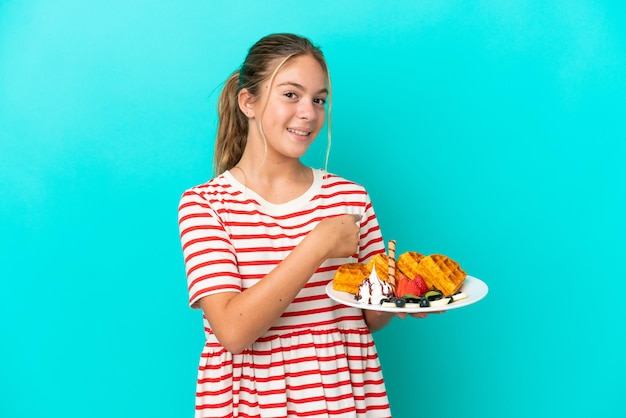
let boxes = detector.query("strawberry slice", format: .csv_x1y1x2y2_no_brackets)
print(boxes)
403,274,428,297
395,272,410,298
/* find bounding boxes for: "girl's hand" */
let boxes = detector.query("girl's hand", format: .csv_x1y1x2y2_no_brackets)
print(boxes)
311,214,361,260
365,309,445,333
371,310,446,319
406,311,445,319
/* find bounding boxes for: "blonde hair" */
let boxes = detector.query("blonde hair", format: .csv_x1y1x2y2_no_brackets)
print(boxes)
213,33,332,175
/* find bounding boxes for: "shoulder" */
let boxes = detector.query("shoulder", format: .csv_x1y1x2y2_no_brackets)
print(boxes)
178,173,243,220
179,172,239,204
318,169,368,194
181,173,231,197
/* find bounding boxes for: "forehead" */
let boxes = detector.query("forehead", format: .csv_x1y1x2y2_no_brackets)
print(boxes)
271,54,328,90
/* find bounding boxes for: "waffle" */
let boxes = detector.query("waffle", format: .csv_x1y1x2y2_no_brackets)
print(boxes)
366,253,390,282
332,263,370,294
396,251,425,279
408,254,467,296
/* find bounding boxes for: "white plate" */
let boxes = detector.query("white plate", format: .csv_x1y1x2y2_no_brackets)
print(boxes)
325,275,488,313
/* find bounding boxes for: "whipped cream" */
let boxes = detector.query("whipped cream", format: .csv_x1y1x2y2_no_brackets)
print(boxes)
355,265,394,305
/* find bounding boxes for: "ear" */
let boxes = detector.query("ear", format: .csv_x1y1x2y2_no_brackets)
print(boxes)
238,88,255,119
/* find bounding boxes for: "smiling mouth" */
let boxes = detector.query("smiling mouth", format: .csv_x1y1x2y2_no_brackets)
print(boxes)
287,128,311,136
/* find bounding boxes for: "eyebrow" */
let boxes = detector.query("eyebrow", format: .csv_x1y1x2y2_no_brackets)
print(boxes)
276,81,328,95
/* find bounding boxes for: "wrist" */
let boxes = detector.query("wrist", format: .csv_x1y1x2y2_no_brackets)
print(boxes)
299,228,328,266
364,310,394,333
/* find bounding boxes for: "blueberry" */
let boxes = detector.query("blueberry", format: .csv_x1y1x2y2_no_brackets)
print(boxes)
419,298,430,307
395,298,406,308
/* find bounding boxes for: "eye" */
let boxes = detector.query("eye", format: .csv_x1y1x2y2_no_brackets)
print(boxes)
314,97,327,105
284,92,298,99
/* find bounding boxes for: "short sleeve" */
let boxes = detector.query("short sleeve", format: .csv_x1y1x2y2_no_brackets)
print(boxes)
357,191,386,263
178,189,241,308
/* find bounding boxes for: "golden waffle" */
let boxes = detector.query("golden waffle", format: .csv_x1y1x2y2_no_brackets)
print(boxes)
366,253,390,282
396,251,425,279
332,263,370,294
412,254,467,296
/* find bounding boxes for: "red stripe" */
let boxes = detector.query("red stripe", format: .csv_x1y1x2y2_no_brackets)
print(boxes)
179,222,223,236
184,247,232,264
186,257,235,277
187,270,239,291
221,201,365,222
280,303,349,318
311,188,366,200
181,235,231,253
189,284,240,303
268,315,365,331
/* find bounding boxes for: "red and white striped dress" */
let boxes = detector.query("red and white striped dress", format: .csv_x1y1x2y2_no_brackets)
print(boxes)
178,169,391,418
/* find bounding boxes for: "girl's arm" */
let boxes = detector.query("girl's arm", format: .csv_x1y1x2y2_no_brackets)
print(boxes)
198,214,360,355
364,310,433,333
363,310,395,333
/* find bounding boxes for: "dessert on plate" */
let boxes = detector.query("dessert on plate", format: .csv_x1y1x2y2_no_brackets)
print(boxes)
353,262,394,305
332,240,469,309
332,263,371,294
397,252,466,297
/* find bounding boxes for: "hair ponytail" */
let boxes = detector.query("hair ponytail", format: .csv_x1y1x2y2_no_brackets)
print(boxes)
213,71,248,175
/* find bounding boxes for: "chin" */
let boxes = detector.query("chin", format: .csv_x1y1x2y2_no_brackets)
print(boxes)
286,145,313,158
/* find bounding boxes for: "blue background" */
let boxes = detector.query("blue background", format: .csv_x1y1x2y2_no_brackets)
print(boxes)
1,1,625,417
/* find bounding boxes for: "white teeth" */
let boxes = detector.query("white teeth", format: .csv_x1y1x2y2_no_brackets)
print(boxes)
288,128,309,136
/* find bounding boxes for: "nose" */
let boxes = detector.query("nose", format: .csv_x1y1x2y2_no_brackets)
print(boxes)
297,100,316,121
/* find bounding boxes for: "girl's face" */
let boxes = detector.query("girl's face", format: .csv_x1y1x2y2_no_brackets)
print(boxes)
250,54,328,162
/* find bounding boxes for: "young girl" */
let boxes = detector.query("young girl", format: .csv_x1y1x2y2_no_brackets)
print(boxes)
178,33,406,417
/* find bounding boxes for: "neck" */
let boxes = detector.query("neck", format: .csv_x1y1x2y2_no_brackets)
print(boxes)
231,157,313,205
235,133,309,182
233,157,311,190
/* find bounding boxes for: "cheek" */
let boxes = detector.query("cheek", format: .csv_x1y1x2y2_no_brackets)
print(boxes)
316,110,326,128
268,105,292,125
261,106,288,131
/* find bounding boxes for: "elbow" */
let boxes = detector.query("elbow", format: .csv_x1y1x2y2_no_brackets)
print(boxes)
363,309,394,333
213,330,252,355
221,340,247,355
199,295,252,354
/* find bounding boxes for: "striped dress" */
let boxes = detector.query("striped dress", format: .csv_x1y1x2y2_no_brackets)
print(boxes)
178,168,391,418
